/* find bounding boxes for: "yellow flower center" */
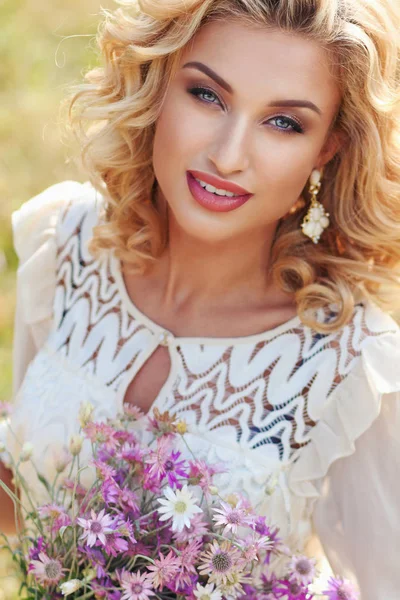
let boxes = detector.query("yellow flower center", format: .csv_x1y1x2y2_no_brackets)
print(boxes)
174,501,187,514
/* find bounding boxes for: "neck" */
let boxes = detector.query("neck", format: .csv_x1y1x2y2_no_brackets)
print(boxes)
151,211,279,315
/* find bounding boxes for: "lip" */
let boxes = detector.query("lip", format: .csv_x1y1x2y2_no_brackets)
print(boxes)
186,172,253,213
188,170,252,196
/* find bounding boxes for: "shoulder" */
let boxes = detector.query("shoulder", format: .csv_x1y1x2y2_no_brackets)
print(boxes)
319,299,400,397
12,180,105,264
313,300,399,377
288,301,400,498
355,301,400,392
11,180,107,338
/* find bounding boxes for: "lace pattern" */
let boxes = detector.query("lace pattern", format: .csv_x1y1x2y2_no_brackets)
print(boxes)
50,195,394,468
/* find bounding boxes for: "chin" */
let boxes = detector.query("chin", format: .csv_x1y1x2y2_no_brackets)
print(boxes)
168,201,240,244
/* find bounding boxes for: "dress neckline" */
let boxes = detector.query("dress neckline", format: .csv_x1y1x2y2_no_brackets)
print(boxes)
110,250,303,345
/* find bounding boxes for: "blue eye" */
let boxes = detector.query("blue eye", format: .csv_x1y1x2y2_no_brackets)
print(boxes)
268,116,304,134
188,86,220,104
187,86,304,134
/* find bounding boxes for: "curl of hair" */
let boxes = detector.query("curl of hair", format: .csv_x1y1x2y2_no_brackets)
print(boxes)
65,0,400,333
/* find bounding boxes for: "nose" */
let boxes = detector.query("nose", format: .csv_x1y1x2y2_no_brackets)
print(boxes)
207,116,250,175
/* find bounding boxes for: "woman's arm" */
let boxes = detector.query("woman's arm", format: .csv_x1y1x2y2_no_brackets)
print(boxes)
0,460,16,535
313,390,400,599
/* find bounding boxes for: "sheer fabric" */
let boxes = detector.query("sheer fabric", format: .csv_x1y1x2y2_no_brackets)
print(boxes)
2,180,400,598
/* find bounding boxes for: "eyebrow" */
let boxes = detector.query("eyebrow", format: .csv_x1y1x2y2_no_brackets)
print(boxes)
182,61,322,116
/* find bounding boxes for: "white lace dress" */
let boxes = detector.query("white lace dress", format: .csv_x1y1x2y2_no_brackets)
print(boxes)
2,180,400,599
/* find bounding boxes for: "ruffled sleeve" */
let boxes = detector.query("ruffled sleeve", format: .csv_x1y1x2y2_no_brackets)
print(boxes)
288,305,400,599
11,180,87,399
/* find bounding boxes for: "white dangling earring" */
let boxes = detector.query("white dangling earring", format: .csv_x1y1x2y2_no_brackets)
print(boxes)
301,169,330,244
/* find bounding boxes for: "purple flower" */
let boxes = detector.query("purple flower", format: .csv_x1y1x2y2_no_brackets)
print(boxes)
101,479,121,504
80,546,107,579
322,576,359,600
274,579,314,599
118,441,146,464
103,530,129,556
91,577,122,599
145,437,187,488
118,488,140,517
289,555,317,586
213,498,250,535
93,459,117,481
77,508,114,547
27,537,46,561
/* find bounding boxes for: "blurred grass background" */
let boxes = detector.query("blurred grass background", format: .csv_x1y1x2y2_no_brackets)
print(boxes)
0,1,114,596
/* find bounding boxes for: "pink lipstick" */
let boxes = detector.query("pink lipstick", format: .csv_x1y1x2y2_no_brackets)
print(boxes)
186,172,253,213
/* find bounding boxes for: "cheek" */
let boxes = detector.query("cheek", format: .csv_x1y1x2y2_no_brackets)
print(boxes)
252,145,315,218
153,91,208,173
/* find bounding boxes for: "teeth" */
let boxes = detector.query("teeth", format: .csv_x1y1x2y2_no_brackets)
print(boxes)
194,177,241,197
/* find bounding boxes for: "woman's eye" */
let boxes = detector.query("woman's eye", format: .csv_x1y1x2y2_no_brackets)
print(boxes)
188,86,221,105
268,116,304,134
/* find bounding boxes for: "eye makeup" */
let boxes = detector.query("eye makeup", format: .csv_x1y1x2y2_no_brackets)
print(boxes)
187,84,306,135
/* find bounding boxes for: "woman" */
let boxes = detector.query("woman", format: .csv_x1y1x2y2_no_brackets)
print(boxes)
1,0,399,597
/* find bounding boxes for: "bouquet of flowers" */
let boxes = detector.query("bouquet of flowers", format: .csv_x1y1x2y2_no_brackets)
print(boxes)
0,401,358,600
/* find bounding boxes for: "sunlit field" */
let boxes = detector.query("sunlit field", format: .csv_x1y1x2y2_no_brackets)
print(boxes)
0,1,114,596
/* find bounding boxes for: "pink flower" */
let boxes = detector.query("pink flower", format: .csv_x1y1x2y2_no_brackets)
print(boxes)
77,508,114,547
84,422,119,449
322,576,359,600
249,517,283,563
62,478,87,497
120,570,154,600
289,555,317,586
145,437,187,487
114,517,137,546
147,551,180,590
188,459,226,498
119,441,146,464
213,498,250,535
37,504,71,534
241,534,274,562
29,552,65,585
118,488,140,516
93,459,117,481
123,403,145,421
169,539,202,590
103,530,129,557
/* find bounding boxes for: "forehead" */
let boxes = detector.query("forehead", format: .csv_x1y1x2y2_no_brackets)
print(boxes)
180,19,341,111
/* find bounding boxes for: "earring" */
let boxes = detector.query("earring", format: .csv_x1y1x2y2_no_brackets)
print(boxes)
301,169,330,244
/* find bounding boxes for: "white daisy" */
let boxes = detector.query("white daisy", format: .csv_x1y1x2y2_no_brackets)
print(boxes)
193,582,223,600
60,579,83,596
157,485,202,532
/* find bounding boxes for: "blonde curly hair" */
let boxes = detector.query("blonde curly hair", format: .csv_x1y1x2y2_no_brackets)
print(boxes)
65,0,400,333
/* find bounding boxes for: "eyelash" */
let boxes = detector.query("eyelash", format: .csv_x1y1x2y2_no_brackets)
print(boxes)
187,85,305,134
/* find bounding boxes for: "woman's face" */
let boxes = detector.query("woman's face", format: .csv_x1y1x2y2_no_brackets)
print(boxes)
152,19,342,244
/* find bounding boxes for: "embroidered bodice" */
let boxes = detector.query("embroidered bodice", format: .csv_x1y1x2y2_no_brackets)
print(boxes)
3,180,400,599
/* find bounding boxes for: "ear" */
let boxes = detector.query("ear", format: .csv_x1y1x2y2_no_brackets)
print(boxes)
317,128,347,168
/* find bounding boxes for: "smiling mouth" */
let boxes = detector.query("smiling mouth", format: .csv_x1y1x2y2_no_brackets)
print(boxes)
186,172,253,213
193,176,243,198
